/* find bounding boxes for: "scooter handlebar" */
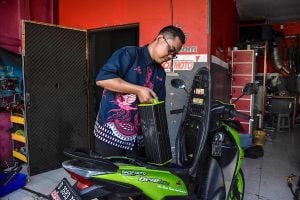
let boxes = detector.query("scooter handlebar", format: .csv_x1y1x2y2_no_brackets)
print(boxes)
230,109,251,120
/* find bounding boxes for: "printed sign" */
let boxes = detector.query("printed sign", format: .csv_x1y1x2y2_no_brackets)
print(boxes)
162,54,207,71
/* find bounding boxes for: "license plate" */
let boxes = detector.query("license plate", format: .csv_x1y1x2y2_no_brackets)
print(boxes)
49,178,81,200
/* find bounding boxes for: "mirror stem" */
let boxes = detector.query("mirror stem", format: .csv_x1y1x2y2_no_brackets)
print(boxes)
232,93,244,104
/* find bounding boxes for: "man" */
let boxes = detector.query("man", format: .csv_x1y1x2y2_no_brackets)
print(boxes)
94,25,186,157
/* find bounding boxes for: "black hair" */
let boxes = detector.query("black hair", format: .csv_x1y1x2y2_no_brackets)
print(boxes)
159,25,186,44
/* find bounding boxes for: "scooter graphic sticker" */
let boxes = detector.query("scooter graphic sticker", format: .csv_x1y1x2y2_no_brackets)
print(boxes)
138,176,169,186
121,170,147,176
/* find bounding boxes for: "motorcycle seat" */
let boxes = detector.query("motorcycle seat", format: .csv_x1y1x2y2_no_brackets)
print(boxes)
63,148,118,171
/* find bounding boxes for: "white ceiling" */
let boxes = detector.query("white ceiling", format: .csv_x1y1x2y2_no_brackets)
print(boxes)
236,0,300,24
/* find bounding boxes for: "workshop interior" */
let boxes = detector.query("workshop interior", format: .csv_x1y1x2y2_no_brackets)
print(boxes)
1,0,300,199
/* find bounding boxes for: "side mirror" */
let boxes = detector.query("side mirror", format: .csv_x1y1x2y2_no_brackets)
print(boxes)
242,82,259,95
171,78,188,94
233,81,260,104
171,79,186,89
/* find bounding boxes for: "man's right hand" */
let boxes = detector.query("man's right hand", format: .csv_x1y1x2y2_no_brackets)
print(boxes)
96,78,157,104
136,87,157,104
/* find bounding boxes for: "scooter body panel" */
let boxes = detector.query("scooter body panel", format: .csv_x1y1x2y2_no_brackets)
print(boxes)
196,156,226,199
209,123,243,199
94,165,188,199
222,123,244,174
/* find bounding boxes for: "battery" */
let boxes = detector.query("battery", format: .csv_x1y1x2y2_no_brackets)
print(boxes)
138,99,172,165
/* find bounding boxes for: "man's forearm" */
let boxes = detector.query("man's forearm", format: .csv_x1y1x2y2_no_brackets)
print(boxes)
96,78,143,95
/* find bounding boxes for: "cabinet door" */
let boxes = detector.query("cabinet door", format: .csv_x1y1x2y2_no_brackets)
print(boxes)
23,21,89,175
234,99,251,111
232,63,253,74
232,75,253,86
231,50,254,134
232,50,254,62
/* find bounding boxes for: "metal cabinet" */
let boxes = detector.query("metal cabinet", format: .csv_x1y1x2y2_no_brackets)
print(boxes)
231,50,255,134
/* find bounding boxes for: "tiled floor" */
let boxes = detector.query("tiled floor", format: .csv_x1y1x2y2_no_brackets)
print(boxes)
1,167,74,200
242,127,300,200
2,127,300,200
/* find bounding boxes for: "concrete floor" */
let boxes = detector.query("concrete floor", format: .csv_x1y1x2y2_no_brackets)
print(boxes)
242,127,300,200
2,127,300,200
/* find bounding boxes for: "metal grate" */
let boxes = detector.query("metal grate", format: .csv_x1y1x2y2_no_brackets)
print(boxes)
23,21,89,175
189,71,209,118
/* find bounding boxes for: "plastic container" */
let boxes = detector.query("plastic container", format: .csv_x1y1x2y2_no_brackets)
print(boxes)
253,130,266,146
0,172,27,197
239,134,253,149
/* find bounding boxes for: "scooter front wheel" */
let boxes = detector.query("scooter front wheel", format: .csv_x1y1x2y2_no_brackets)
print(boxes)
228,169,245,200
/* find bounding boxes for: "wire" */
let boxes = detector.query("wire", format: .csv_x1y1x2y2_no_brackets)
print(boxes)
22,187,50,199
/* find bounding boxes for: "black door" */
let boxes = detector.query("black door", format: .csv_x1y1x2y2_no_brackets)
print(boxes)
23,21,90,175
88,25,139,149
89,25,139,115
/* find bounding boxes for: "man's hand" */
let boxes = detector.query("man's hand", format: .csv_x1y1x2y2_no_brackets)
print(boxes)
96,78,157,103
136,87,157,103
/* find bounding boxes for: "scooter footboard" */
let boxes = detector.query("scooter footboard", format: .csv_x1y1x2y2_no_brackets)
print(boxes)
195,156,226,199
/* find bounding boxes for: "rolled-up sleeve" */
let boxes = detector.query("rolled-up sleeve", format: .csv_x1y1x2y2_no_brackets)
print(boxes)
96,48,133,81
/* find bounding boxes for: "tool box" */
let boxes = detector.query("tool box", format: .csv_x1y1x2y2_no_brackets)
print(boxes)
0,172,27,197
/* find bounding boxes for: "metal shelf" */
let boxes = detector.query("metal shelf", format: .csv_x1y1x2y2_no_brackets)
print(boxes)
10,115,24,125
12,150,27,163
11,133,26,143
10,114,26,163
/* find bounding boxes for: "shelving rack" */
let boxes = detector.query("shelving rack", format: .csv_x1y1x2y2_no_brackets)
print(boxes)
10,112,27,163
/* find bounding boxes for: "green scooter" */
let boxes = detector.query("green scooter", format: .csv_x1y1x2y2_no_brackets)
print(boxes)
49,67,257,200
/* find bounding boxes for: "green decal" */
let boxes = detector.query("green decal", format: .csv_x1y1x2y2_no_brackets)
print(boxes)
157,184,187,194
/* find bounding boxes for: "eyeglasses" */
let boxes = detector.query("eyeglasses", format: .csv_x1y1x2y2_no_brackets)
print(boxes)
162,36,178,59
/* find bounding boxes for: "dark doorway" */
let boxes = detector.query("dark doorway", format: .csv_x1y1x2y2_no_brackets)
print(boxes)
88,25,139,144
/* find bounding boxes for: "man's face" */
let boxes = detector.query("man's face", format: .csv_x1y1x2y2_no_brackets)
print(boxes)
153,35,183,64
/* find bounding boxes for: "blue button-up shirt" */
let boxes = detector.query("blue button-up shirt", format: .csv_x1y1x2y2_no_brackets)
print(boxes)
94,45,166,150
